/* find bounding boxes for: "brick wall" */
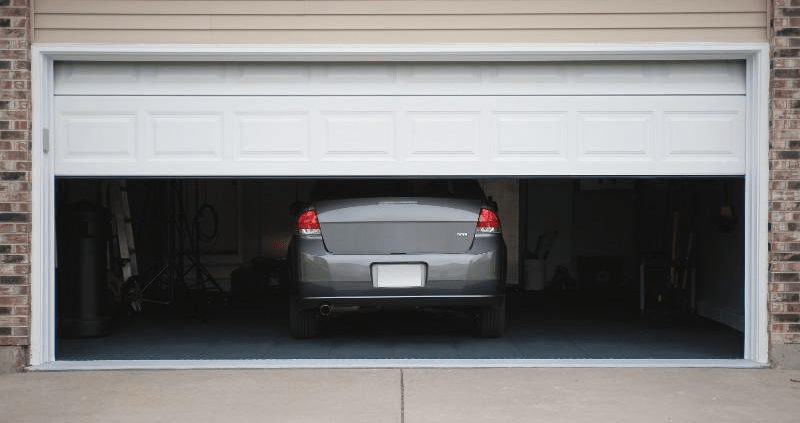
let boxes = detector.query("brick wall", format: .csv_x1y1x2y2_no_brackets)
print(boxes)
0,0,31,372
770,0,800,368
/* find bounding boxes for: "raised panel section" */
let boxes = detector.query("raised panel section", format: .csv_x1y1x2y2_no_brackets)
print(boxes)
578,112,653,159
490,63,567,83
493,112,567,158
52,94,746,177
408,113,479,159
235,113,310,160
322,113,395,160
665,112,739,157
54,61,745,96
664,61,742,83
55,62,140,87
57,114,136,163
149,114,224,160
234,63,312,82
320,64,396,82
407,64,482,82
147,63,226,82
574,62,650,83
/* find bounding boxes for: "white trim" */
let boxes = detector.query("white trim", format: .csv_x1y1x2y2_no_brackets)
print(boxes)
34,43,770,62
743,50,771,366
29,43,771,367
29,359,767,371
30,52,55,366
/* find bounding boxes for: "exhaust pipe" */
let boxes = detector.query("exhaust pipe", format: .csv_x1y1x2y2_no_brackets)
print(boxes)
319,304,332,317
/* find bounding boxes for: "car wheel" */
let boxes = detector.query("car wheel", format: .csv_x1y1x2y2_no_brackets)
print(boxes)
478,297,506,338
289,297,318,339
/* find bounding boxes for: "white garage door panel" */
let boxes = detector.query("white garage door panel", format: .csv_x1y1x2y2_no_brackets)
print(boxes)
577,112,654,159
59,114,137,162
493,112,568,158
235,112,310,160
54,61,745,96
665,112,739,157
54,95,746,176
150,114,224,160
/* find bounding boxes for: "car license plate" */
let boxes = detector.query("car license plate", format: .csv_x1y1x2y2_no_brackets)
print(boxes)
371,263,426,288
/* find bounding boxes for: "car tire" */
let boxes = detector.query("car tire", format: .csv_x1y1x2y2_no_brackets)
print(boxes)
478,297,506,338
289,297,318,339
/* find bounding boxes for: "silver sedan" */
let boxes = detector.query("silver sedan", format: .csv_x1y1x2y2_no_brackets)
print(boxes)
287,179,507,338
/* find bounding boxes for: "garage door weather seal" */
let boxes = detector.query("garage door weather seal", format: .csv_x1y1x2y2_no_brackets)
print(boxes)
29,359,766,372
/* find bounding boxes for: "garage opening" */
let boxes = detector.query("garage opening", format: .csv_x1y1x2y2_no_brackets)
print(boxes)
54,177,743,361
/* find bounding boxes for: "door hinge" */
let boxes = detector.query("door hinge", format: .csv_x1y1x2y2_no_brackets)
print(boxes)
42,128,49,153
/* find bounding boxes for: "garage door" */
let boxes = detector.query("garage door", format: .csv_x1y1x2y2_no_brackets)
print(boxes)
53,61,746,177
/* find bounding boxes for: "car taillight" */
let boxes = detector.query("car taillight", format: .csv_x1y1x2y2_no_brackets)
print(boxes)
296,209,320,235
477,208,501,233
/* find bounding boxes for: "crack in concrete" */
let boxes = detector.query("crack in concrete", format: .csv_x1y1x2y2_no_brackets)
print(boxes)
400,369,405,423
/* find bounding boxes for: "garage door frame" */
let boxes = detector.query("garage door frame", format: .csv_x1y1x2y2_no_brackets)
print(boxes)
29,43,770,368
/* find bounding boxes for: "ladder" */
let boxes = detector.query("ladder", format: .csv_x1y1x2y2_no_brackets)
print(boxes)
108,181,140,309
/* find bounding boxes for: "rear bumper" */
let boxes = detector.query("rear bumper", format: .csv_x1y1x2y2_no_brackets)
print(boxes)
290,233,506,310
296,295,504,310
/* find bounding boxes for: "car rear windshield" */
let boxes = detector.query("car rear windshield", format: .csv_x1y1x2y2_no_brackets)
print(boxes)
309,179,485,200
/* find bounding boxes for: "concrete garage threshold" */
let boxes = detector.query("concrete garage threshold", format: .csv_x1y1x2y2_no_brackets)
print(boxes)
2,368,799,422
31,359,764,372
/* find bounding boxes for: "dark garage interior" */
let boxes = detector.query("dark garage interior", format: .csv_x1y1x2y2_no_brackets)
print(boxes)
54,177,744,361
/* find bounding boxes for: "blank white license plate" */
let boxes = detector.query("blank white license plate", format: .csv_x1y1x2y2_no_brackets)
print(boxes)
371,263,426,288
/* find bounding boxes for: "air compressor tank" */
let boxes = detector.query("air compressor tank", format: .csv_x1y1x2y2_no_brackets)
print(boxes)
58,201,112,338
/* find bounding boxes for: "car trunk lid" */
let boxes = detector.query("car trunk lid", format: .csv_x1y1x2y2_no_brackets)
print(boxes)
316,197,480,254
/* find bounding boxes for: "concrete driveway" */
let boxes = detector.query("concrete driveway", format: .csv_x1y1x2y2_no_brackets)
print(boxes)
1,368,799,422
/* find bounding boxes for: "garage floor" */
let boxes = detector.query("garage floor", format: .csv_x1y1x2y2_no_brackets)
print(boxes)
57,292,743,361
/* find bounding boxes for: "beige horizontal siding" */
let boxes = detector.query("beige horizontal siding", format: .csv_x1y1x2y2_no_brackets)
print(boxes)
33,29,768,44
33,0,768,44
34,0,768,15
37,14,766,31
